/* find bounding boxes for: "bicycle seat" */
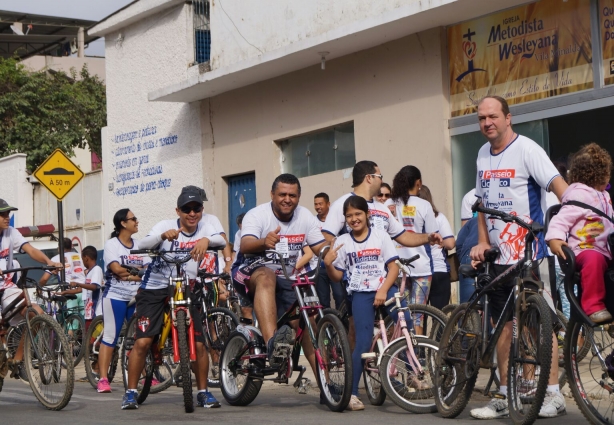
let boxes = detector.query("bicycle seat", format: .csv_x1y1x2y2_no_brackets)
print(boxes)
51,295,68,303
459,264,479,278
484,248,500,263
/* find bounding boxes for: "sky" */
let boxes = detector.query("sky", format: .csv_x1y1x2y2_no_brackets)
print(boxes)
0,0,134,56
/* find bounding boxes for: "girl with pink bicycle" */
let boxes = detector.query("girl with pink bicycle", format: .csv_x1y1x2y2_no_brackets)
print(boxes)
324,196,419,411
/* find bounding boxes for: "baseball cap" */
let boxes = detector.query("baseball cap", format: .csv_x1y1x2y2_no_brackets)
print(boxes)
0,199,18,213
177,187,205,208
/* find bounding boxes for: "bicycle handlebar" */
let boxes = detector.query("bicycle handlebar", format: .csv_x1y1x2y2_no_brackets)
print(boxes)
2,265,61,274
130,249,193,265
471,198,543,233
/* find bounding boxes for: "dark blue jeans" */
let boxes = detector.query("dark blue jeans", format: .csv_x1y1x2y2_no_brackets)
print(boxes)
316,269,346,309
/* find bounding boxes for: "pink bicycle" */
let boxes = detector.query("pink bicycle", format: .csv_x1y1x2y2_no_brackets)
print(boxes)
362,256,443,413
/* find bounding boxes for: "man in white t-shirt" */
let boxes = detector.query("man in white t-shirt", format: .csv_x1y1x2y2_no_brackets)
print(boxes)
460,188,477,226
233,174,327,368
469,96,568,419
0,198,63,384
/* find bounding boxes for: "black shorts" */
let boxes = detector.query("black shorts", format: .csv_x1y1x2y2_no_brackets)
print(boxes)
489,263,540,323
134,287,205,344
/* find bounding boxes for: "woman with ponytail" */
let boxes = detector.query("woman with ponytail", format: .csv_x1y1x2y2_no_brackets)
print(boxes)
97,209,148,393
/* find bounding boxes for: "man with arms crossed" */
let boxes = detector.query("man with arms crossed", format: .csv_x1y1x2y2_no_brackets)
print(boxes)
469,96,567,419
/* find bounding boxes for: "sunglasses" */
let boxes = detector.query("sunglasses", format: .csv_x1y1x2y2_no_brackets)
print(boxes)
0,211,10,218
378,193,391,198
180,205,204,214
124,216,138,222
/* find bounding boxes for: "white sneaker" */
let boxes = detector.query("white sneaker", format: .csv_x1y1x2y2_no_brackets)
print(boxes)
538,391,566,418
470,397,509,419
346,395,365,411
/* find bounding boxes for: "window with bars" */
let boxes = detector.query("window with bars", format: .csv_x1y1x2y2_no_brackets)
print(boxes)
193,0,211,64
278,122,356,178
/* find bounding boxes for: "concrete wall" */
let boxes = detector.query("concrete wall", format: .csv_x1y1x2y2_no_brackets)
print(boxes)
201,27,454,232
22,56,106,81
0,154,33,227
101,3,205,236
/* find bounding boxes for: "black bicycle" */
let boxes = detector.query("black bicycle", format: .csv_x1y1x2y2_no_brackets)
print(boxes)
434,201,554,425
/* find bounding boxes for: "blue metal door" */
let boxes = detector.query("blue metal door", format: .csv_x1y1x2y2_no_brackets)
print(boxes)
227,173,256,245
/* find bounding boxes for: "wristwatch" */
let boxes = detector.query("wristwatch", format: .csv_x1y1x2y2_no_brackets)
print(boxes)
225,256,232,262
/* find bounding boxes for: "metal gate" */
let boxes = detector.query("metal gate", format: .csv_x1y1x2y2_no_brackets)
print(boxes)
227,173,256,244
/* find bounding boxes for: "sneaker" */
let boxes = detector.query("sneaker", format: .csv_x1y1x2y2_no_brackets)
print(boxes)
267,325,294,365
408,374,431,391
121,390,138,410
538,391,566,418
346,395,365,411
197,390,221,408
97,378,112,393
589,309,613,324
470,397,509,419
18,363,28,384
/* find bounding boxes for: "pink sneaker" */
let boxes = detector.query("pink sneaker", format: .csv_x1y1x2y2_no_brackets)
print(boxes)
97,378,111,393
139,378,161,386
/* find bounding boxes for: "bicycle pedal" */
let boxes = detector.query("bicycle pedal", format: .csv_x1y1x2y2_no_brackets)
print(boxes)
361,352,377,359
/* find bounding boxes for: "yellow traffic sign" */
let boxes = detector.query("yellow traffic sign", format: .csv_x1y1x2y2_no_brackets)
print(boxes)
33,149,84,201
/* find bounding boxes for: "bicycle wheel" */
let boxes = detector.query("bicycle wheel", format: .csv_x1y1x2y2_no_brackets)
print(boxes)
24,314,74,410
205,307,239,388
148,336,174,394
84,315,104,389
433,303,482,418
220,331,263,405
409,304,448,343
63,313,85,367
565,316,611,424
315,313,352,412
508,294,553,424
176,309,194,413
363,340,386,405
379,337,439,413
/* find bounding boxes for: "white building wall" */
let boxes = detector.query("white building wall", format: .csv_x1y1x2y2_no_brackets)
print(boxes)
101,3,205,235
0,154,33,227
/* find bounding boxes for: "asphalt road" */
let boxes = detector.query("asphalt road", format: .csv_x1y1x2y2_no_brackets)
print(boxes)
0,363,588,425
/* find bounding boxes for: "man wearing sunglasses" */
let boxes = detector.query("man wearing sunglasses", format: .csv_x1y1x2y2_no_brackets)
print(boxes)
126,186,226,409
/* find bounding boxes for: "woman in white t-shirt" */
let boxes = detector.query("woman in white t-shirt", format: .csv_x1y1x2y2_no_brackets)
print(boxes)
418,185,456,310
97,208,147,393
324,196,403,411
391,166,439,334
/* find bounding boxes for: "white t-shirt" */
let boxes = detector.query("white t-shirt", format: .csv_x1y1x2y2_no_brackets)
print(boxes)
332,228,399,293
393,196,439,276
322,193,405,238
475,134,559,265
461,188,478,221
232,229,241,253
432,213,454,273
103,237,148,301
202,214,226,236
46,252,87,284
0,227,28,290
83,265,104,320
139,219,225,290
239,203,325,276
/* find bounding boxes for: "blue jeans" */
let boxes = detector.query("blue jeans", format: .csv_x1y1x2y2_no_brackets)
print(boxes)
316,269,346,309
459,276,475,304
555,264,571,319
350,286,412,396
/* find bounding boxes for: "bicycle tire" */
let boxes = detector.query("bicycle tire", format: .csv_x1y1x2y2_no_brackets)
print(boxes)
205,307,239,388
409,304,448,343
84,315,105,389
24,314,74,410
136,349,155,404
64,313,85,367
379,337,439,413
176,309,194,413
148,335,174,394
508,294,553,425
433,302,482,418
220,331,263,406
315,314,352,412
363,339,386,405
564,316,609,424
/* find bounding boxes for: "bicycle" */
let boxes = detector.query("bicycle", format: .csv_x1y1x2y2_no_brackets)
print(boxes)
361,255,442,413
0,265,74,410
36,282,86,367
196,269,240,388
549,203,614,424
219,247,353,411
121,249,211,413
434,202,554,425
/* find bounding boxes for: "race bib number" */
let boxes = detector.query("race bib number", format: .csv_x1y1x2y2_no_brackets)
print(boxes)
372,216,385,232
276,236,289,258
349,269,362,291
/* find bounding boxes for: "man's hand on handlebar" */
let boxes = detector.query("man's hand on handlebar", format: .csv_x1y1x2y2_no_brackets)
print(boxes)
190,237,210,262
47,261,64,274
470,242,493,263
264,226,281,250
548,239,568,260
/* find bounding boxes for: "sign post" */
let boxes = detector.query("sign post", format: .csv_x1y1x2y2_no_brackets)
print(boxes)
33,149,85,283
